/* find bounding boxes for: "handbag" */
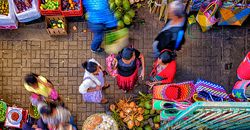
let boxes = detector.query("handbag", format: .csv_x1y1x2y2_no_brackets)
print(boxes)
191,0,205,11
196,0,222,32
195,79,229,100
105,54,118,77
218,0,250,26
237,52,250,80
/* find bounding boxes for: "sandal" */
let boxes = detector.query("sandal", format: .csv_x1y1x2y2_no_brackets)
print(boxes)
101,98,108,104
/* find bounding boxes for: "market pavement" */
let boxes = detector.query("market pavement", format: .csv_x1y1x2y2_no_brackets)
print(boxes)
0,8,249,128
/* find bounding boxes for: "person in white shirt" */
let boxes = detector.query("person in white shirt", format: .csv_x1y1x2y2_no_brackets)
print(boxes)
79,58,110,104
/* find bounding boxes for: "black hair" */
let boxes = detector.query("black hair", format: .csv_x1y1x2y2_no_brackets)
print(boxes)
25,73,39,86
121,48,134,60
40,102,57,116
159,51,176,64
82,61,98,73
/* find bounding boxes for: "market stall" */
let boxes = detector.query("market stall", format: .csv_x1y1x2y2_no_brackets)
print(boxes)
0,0,18,29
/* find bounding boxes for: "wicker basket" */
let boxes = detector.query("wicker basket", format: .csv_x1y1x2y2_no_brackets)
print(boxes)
82,113,118,130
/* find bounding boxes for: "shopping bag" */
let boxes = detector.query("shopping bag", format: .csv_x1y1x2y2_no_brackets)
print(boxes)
237,52,250,80
232,80,250,100
218,0,250,26
105,54,118,77
13,0,41,23
191,0,204,11
102,28,129,54
196,0,221,32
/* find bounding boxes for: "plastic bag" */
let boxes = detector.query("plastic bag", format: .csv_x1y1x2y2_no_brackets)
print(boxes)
14,0,41,23
0,0,17,28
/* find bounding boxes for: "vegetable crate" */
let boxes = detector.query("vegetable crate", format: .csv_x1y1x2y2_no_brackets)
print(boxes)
45,15,67,35
160,102,250,130
61,0,83,17
38,0,61,15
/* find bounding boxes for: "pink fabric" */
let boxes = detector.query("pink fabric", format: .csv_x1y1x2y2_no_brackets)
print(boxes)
237,52,250,80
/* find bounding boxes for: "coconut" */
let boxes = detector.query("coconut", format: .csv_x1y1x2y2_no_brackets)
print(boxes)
136,115,144,121
135,120,140,126
129,102,136,108
115,0,122,6
119,111,126,118
117,20,124,29
123,14,132,25
127,120,135,129
129,0,134,4
109,104,116,112
109,2,116,11
123,0,130,11
114,11,122,20
154,123,160,129
144,101,152,110
127,9,135,18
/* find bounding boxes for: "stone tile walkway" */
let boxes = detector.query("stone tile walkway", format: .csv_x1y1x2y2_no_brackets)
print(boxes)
0,7,249,128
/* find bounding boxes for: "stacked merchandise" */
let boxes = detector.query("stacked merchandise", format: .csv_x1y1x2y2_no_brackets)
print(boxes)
0,0,18,29
13,0,41,22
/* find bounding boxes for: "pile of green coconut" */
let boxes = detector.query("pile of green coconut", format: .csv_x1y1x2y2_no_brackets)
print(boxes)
109,0,136,28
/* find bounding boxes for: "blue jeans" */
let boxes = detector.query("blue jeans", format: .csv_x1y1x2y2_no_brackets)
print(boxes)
88,22,105,51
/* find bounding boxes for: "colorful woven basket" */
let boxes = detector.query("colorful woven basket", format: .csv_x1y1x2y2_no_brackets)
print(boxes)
195,79,229,99
153,81,195,102
232,80,250,100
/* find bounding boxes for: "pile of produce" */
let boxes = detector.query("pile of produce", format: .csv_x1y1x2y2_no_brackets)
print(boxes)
109,0,136,28
0,101,7,122
110,92,161,130
14,0,32,13
40,0,59,10
148,0,169,21
82,113,118,130
62,0,80,11
48,20,65,29
0,0,9,16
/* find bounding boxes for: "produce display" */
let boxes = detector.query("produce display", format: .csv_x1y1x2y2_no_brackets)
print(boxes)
48,20,65,29
148,0,170,21
110,92,160,129
109,0,136,28
0,0,9,16
0,101,7,122
40,0,59,10
62,0,80,11
82,113,118,130
14,0,32,13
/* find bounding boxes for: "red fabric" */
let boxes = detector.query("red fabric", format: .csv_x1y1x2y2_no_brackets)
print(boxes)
116,67,138,91
150,60,177,84
237,52,250,80
165,86,179,99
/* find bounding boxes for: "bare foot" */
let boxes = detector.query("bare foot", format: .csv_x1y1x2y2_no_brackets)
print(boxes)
101,98,108,104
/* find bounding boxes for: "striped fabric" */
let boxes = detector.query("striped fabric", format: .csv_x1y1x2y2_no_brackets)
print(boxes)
195,79,229,99
218,7,250,26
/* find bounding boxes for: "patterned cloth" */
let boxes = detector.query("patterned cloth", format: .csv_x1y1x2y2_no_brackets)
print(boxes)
153,81,195,102
195,79,229,99
218,7,250,26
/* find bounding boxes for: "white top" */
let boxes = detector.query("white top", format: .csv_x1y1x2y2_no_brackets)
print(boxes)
79,58,104,94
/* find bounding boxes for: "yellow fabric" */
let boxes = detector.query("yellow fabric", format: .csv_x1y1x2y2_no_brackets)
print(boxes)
24,76,52,97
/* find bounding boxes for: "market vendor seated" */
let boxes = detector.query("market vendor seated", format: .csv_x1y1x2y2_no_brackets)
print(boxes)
146,49,176,87
24,73,59,106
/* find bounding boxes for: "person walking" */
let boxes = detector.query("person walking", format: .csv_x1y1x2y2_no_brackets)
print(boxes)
152,0,187,58
83,0,117,53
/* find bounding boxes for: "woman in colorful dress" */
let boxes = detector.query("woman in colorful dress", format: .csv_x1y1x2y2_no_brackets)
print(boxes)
79,58,110,104
112,48,145,92
147,50,176,87
24,73,59,106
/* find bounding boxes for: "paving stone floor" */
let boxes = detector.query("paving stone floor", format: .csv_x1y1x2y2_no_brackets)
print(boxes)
0,7,249,128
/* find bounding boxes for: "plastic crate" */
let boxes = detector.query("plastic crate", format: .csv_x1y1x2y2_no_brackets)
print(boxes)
61,0,83,17
38,0,61,15
45,15,67,35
